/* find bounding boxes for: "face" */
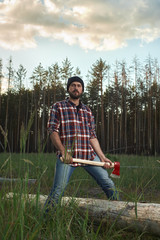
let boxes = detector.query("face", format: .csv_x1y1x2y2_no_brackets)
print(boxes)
68,81,83,99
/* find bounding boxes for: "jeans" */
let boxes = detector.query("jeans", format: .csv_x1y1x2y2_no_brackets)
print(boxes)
44,155,120,211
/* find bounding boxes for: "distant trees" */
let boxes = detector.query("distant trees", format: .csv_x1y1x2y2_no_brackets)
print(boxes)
0,56,160,155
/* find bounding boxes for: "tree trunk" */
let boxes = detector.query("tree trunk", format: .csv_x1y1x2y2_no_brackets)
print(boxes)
42,88,46,150
111,107,115,154
0,59,2,116
100,74,105,151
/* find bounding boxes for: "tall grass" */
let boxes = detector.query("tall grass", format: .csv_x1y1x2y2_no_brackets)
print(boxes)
1,111,160,238
0,152,160,239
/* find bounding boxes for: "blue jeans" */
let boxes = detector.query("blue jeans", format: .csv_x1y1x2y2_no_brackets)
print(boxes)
44,155,120,211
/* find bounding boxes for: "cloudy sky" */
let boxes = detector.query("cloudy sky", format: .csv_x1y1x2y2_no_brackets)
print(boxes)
0,0,160,87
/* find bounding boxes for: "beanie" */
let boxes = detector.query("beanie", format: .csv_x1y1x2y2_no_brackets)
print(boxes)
67,76,84,92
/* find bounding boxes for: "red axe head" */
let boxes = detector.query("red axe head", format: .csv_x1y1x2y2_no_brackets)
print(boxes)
110,162,120,178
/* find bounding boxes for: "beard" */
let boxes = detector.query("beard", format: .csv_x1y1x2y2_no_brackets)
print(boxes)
68,90,82,99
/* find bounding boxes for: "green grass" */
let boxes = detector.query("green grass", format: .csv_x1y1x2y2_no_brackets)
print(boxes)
0,153,160,239
114,154,160,203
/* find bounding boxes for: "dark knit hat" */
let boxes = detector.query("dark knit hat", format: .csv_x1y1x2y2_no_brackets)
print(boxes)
67,76,84,91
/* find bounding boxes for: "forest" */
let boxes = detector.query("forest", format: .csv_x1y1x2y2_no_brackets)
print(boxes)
0,55,160,155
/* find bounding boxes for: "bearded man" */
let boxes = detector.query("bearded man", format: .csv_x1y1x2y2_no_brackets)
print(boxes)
44,76,120,212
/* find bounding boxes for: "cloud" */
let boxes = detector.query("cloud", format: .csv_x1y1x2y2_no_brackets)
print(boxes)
0,0,160,51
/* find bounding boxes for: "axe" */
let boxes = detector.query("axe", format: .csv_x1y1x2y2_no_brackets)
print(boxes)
60,157,120,178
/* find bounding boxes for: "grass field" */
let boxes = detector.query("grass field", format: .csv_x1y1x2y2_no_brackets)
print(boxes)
0,153,160,239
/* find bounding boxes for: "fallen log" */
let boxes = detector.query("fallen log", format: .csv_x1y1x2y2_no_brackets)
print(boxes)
0,177,36,184
5,193,160,237
62,197,160,237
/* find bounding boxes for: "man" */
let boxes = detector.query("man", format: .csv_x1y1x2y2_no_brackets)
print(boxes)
44,76,120,211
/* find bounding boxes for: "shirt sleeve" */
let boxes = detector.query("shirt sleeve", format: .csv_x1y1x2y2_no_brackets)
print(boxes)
89,113,97,139
47,103,60,135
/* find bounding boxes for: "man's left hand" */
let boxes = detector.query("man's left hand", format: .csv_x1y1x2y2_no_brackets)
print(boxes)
101,156,113,169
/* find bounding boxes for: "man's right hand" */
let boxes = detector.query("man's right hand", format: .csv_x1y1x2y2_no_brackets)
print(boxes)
61,152,73,164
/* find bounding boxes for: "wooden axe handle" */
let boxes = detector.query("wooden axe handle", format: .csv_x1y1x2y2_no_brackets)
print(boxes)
60,157,114,168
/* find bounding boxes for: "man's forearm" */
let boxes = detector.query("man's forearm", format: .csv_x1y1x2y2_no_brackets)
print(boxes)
50,131,73,163
90,138,113,167
90,138,105,160
50,131,65,155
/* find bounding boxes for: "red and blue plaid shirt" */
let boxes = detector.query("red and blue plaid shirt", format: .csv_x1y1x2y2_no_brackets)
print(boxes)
47,99,97,164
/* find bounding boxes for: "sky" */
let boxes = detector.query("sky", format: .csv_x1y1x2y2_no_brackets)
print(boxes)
0,0,160,90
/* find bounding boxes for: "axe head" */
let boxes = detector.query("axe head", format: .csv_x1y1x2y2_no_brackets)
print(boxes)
110,161,120,178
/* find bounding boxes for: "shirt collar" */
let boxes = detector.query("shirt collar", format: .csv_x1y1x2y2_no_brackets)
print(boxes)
66,98,83,108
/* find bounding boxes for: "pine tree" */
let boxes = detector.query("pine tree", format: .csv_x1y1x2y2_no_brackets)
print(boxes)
89,58,110,151
15,64,27,150
48,62,60,103
30,63,48,151
5,57,14,151
61,57,73,97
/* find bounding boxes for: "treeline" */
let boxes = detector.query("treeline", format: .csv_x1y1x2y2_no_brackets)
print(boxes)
0,56,160,155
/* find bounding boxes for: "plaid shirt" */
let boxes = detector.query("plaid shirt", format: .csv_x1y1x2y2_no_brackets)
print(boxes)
47,99,97,165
